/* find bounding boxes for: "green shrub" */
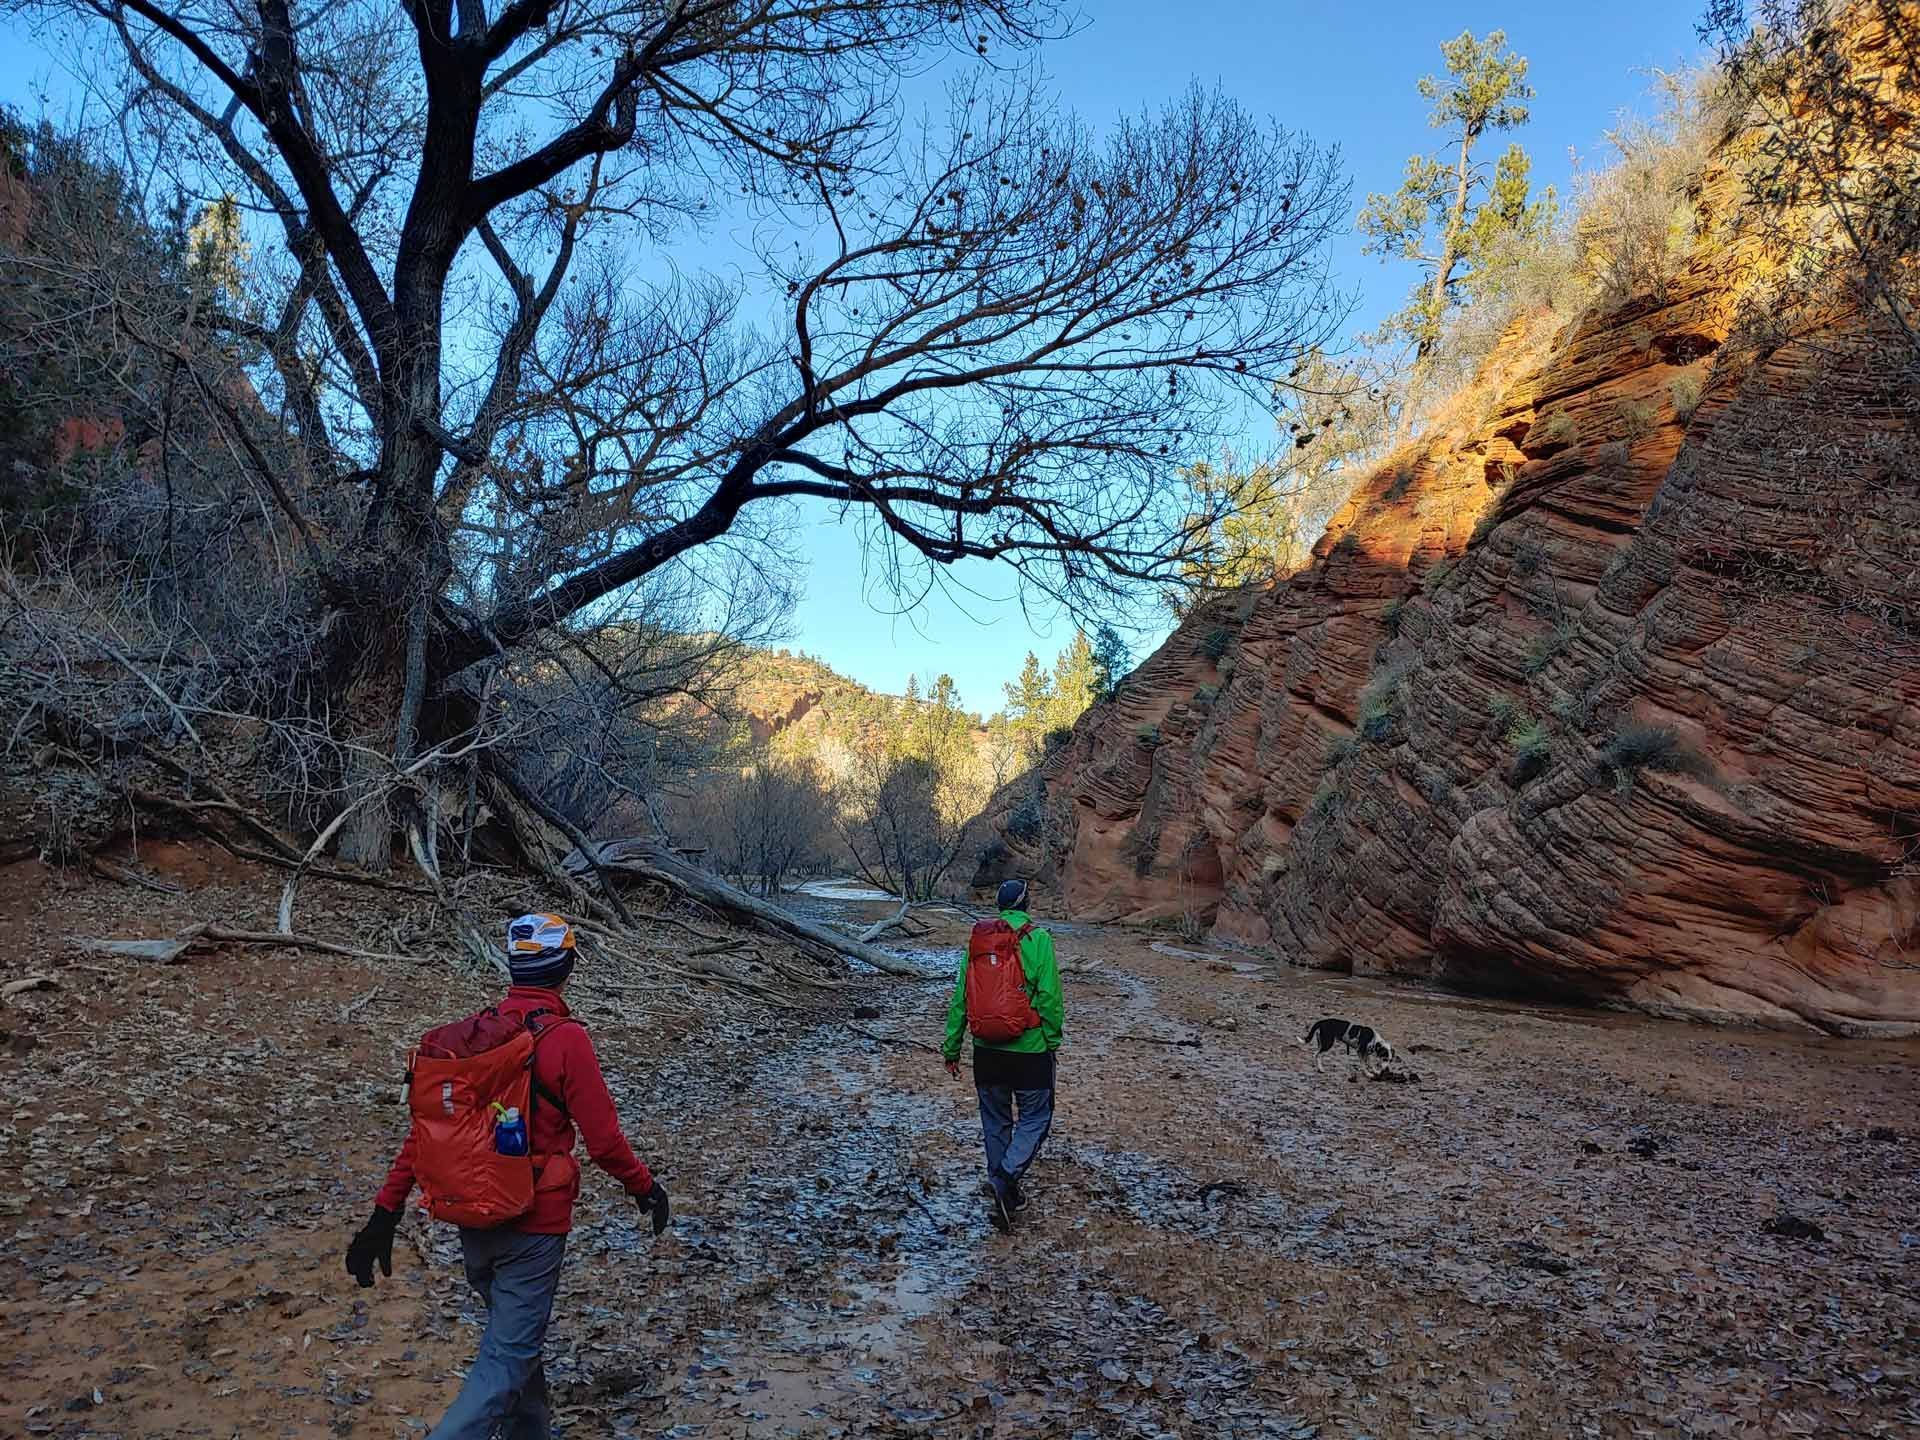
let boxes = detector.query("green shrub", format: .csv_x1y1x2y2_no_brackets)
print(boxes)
1535,410,1579,449
1356,656,1414,743
1486,693,1522,733
1600,722,1703,797
1307,781,1343,821
1512,538,1549,577
1007,796,1043,842
1419,767,1452,808
1428,558,1456,588
1668,372,1703,422
1524,623,1575,675
1470,512,1500,546
1382,595,1408,637
1324,733,1362,766
1628,324,1655,354
1044,725,1074,752
1506,717,1552,786
1192,683,1219,709
1200,626,1232,661
1135,724,1160,747
1358,696,1394,742
1616,397,1658,442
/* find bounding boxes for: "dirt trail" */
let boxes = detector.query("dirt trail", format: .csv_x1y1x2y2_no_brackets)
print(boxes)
2,859,1918,1438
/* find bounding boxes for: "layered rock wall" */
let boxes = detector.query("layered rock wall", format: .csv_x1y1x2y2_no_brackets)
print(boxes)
976,148,1920,1035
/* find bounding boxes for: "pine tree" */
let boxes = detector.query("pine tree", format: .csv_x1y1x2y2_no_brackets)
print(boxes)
186,192,250,300
1002,651,1055,749
1358,30,1553,360
1090,625,1132,701
1047,632,1099,733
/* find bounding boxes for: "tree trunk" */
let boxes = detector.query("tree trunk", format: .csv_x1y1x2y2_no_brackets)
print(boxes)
1417,132,1479,362
332,620,409,872
328,548,438,874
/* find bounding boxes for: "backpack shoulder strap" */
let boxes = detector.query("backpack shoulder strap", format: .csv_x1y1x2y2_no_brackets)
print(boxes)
1014,922,1035,941
521,1011,583,1118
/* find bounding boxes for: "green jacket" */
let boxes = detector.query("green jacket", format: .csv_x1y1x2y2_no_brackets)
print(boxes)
942,909,1064,1062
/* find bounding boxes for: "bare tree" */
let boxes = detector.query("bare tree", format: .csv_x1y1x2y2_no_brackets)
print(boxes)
3,0,1350,874
841,750,968,900
705,751,833,895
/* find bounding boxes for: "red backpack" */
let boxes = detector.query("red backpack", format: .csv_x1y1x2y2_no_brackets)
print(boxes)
964,919,1041,1043
405,1008,575,1229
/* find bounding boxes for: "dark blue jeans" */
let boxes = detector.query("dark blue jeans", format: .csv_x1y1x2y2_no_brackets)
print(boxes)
427,1229,567,1440
975,1060,1055,1187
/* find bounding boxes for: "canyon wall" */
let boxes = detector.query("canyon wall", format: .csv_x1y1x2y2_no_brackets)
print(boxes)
976,126,1920,1035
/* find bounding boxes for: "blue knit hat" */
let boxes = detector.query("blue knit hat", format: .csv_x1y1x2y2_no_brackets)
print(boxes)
506,913,576,988
996,878,1030,912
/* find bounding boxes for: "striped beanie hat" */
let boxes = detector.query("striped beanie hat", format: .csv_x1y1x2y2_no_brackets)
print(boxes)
506,912,576,987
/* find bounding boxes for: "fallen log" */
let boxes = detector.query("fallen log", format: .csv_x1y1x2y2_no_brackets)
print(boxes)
571,841,934,978
858,901,914,944
74,923,422,966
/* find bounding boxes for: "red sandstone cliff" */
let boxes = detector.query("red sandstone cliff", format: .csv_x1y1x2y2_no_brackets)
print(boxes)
976,38,1920,1034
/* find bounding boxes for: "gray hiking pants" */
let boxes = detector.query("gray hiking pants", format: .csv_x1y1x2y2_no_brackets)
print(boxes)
427,1228,567,1440
975,1061,1055,1185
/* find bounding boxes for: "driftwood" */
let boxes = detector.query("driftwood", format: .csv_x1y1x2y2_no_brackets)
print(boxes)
857,901,914,944
0,975,59,1004
569,841,933,977
848,1022,943,1055
74,923,422,965
88,857,186,895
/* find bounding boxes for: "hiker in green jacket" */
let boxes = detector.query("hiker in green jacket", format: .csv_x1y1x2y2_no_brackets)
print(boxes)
942,877,1064,1231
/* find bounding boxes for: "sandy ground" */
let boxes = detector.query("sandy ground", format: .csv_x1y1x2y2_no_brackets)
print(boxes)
2,855,1918,1439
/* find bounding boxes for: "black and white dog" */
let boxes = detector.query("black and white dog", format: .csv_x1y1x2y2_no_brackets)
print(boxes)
1302,1017,1396,1073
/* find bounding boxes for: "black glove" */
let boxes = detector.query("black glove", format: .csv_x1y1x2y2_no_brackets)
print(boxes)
345,1206,401,1287
637,1180,670,1237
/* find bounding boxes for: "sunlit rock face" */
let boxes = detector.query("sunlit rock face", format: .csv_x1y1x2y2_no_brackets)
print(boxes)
976,165,1920,1035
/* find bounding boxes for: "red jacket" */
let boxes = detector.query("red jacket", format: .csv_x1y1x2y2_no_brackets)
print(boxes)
375,987,653,1234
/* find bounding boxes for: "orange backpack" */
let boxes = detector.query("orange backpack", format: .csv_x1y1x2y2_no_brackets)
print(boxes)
405,1008,575,1229
964,919,1041,1043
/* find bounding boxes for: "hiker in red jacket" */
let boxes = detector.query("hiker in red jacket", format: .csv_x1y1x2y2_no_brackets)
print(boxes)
345,914,668,1440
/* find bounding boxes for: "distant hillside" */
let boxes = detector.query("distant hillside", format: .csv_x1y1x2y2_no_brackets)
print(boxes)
721,650,906,747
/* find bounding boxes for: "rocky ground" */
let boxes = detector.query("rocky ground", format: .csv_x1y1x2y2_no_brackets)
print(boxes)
3,850,1917,1439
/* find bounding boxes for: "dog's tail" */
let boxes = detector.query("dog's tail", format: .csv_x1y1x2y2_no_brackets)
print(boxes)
1300,1022,1313,1045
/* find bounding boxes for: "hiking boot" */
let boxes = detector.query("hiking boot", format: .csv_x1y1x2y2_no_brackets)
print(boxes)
987,1175,1013,1233
1007,1178,1028,1213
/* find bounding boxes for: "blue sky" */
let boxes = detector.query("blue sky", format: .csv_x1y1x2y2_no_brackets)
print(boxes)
0,1,1709,715
778,1,1709,710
